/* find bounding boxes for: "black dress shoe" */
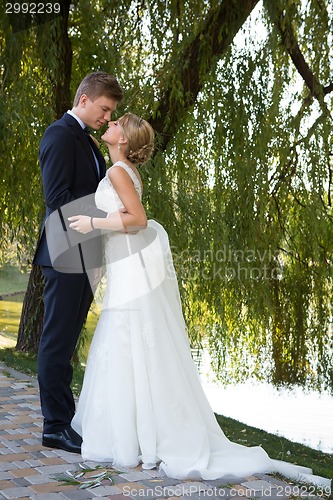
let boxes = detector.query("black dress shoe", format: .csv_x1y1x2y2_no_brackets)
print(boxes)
42,427,82,454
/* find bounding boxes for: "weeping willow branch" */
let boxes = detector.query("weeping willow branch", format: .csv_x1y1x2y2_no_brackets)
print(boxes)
271,193,310,269
327,154,333,207
150,0,260,150
323,82,333,94
269,113,327,197
264,0,332,120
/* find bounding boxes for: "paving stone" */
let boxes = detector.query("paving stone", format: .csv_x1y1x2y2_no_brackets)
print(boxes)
0,481,13,490
0,423,18,430
254,474,291,488
25,474,58,485
241,479,276,492
11,467,40,478
0,452,32,462
23,443,46,452
32,451,50,459
90,484,124,496
141,468,165,478
119,471,153,482
224,497,250,500
202,477,246,488
140,478,181,488
60,488,100,499
29,494,68,499
12,383,30,389
183,487,234,499
102,495,128,500
11,477,32,487
25,459,44,467
0,471,12,480
0,448,12,455
22,435,41,443
35,463,77,475
12,460,36,469
1,442,23,453
20,416,40,422
110,464,132,474
33,422,43,428
255,495,289,500
116,481,150,495
40,449,62,458
106,475,126,485
0,486,34,499
0,462,18,472
169,482,212,496
53,449,84,463
136,481,185,499
29,481,78,494
39,456,68,466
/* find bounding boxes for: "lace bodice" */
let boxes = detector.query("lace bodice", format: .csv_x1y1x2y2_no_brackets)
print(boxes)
95,161,145,265
95,161,142,214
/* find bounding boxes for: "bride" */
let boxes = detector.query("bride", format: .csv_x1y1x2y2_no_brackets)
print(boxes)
68,113,330,488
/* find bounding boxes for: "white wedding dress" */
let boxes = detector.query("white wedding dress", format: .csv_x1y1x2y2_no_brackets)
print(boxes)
72,162,330,487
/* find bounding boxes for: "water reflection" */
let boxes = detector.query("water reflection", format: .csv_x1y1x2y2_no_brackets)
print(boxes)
0,295,24,347
193,346,333,454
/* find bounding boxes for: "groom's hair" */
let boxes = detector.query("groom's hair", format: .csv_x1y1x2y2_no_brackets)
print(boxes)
73,72,124,106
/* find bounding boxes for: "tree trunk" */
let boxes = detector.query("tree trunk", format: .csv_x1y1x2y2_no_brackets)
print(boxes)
16,265,44,352
15,0,72,353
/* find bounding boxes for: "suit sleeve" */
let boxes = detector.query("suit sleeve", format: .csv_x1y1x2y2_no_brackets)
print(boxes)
39,124,77,210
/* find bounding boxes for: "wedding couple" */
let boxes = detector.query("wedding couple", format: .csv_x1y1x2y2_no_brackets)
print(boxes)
34,72,330,487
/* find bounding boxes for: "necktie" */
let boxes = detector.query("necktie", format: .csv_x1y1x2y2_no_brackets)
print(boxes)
83,127,100,178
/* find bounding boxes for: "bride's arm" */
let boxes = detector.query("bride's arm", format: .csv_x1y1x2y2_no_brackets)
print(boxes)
68,166,147,234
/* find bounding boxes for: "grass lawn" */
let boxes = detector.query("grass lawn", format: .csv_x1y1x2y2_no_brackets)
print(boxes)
0,263,100,358
0,264,30,348
0,264,30,296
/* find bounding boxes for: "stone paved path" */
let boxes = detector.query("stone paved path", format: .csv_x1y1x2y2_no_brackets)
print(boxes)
0,362,323,500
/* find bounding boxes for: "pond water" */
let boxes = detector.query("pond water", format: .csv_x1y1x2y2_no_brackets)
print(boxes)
0,295,332,454
0,295,24,347
196,348,333,454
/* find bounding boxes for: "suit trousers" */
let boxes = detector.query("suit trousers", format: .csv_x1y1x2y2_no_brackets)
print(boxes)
38,266,93,433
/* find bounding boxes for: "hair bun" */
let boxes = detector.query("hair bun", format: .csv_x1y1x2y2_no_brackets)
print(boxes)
127,143,154,164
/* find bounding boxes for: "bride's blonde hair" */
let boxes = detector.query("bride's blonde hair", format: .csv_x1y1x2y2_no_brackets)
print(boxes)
118,113,154,165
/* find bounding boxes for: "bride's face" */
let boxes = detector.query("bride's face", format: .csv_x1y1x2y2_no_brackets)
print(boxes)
101,120,126,147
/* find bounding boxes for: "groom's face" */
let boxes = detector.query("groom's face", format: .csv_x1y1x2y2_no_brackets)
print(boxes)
80,94,118,130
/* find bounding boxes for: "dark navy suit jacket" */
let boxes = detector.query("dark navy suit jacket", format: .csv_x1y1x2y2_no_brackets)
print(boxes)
33,112,107,272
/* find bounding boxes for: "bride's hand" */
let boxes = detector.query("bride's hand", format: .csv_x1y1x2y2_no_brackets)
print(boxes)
68,215,93,234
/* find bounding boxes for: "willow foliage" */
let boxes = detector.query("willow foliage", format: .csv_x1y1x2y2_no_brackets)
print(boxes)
1,0,332,391
0,11,53,262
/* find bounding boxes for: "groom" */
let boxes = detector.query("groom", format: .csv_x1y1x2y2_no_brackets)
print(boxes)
33,72,123,453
